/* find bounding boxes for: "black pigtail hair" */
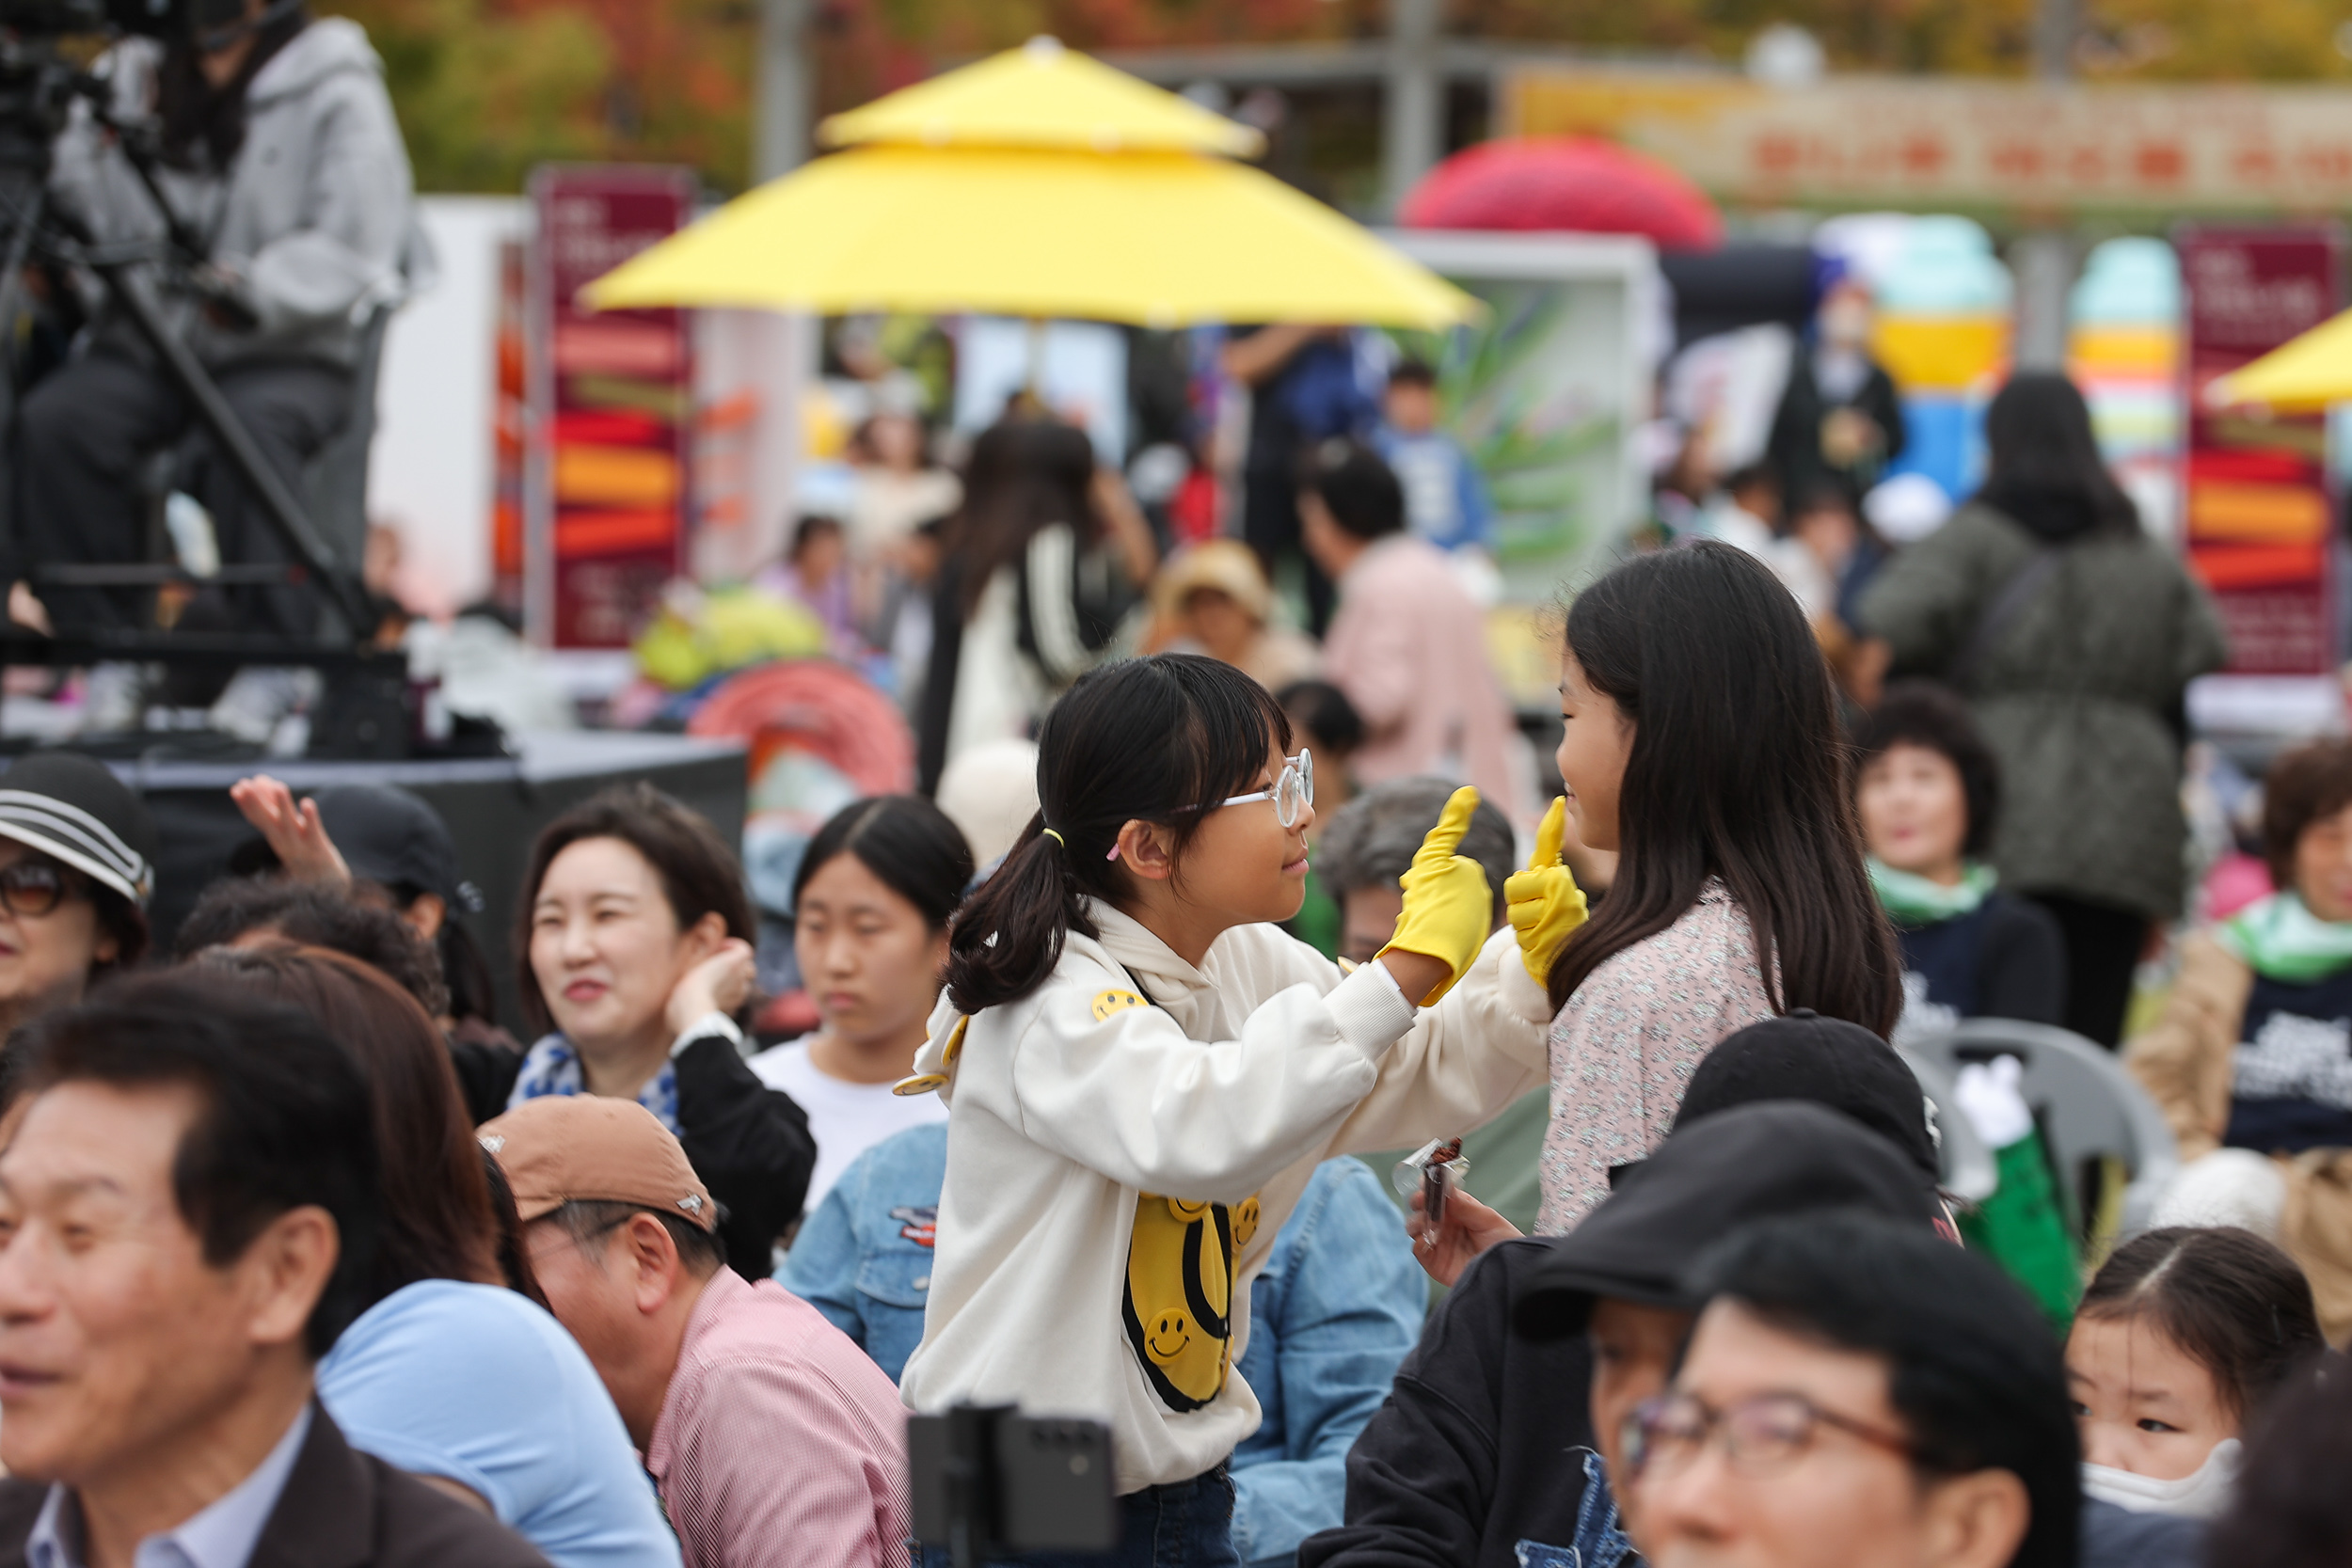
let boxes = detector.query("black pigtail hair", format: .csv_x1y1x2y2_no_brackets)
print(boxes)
943,655,1291,1014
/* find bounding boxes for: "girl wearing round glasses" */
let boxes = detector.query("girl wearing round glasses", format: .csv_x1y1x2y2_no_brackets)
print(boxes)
0,752,155,1037
895,653,1581,1568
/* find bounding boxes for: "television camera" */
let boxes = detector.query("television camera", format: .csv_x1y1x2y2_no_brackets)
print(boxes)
0,0,388,741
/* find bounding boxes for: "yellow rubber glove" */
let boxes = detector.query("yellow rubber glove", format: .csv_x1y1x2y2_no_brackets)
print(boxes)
1503,797,1589,987
1378,785,1495,1006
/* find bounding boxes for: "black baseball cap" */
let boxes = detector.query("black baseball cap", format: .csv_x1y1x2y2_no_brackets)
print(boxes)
230,784,480,912
0,752,157,910
1674,1010,1940,1180
1511,1101,1945,1340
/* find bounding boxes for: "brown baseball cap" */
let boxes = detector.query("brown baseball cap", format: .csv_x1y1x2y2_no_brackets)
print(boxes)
477,1097,717,1232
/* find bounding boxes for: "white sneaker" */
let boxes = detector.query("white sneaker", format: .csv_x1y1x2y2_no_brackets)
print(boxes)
79,662,149,735
209,666,321,746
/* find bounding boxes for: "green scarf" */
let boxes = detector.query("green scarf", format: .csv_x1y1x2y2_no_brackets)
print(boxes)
1869,858,1996,927
2217,892,2352,984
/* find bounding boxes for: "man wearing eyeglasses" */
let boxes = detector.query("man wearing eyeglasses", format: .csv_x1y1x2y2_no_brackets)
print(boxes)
1629,1210,2076,1568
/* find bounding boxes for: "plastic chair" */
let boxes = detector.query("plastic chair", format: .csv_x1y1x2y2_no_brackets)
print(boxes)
1894,1046,1999,1205
1902,1018,2180,1241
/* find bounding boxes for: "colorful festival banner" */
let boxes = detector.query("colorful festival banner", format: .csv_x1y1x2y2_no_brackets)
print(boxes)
2178,225,2343,674
527,166,696,648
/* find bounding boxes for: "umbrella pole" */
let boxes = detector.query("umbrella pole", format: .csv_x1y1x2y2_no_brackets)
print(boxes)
1025,317,1047,398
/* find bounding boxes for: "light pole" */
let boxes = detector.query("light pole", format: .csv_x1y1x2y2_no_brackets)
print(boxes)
756,0,814,182
1382,0,1442,217
2011,0,2078,371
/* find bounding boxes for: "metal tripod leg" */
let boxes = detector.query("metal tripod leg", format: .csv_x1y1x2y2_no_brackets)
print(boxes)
77,252,371,636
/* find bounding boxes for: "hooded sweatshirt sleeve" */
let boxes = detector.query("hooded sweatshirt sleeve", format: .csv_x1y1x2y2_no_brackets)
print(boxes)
997,958,1416,1202
230,36,413,334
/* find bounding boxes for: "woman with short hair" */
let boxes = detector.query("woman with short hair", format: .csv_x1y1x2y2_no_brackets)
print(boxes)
2129,736,2352,1342
1854,681,2068,1038
193,942,681,1568
513,783,816,1276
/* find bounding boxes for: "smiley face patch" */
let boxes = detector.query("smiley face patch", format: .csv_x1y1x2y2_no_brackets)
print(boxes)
1091,990,1149,1022
1122,1189,1258,1413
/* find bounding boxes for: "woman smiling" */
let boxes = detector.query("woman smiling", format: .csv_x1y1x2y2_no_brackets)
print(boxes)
0,752,154,1038
513,784,816,1277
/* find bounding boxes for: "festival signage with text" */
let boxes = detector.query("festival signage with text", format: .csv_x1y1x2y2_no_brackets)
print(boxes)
2179,225,2342,674
1502,71,2352,214
526,166,696,648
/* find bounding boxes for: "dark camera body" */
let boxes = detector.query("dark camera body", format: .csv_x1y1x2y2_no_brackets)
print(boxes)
911,1405,1120,1564
0,0,179,38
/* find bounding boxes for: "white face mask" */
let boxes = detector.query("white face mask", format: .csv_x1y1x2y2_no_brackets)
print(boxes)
2081,1437,2241,1518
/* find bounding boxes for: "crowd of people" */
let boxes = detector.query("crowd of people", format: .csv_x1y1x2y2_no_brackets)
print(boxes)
4,347,2352,1568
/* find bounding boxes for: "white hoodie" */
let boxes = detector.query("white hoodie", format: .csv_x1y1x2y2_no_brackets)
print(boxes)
896,899,1551,1494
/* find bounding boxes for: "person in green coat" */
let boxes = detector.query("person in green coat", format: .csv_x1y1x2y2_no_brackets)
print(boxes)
1856,373,2227,1047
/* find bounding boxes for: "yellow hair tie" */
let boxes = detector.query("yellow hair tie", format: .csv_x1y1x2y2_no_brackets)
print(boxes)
1041,828,1066,847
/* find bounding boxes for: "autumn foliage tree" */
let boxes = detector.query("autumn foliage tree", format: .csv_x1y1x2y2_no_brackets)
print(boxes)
319,0,2352,195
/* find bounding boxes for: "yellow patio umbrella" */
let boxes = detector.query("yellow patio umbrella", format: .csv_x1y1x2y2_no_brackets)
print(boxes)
2208,307,2352,413
817,37,1264,157
583,39,1475,329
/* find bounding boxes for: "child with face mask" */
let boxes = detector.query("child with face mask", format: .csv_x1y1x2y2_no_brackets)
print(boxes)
2068,1227,2323,1529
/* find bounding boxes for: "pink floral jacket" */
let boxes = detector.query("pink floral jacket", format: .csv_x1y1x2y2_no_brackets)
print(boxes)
1536,881,1778,1232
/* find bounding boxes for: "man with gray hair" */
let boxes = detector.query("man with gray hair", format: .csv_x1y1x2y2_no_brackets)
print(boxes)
1323,779,1549,1236
1317,777,1518,967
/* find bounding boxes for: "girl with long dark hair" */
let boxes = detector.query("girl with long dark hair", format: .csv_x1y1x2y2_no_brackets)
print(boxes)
897,653,1565,1568
914,416,1159,791
1535,541,1903,1228
1859,372,2226,1045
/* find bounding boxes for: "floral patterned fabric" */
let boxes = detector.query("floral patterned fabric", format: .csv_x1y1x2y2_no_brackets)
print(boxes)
1536,881,1778,1232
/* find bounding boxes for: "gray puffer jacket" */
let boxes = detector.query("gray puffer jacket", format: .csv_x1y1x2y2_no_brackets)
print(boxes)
1858,502,2228,921
51,17,414,370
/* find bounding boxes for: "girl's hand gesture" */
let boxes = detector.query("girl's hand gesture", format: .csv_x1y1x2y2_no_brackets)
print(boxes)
230,775,353,888
1378,786,1494,1006
664,938,757,1038
1503,798,1589,986
1406,1180,1521,1288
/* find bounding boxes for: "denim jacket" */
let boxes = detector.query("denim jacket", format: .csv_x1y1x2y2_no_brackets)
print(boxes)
1512,1451,1634,1568
777,1123,949,1385
780,1132,1423,1567
1229,1157,1426,1568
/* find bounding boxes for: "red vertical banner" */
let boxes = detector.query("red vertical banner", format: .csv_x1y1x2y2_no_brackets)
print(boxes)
527,166,696,649
2178,224,2344,674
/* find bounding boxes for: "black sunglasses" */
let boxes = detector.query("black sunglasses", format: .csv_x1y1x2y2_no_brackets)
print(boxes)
0,859,77,919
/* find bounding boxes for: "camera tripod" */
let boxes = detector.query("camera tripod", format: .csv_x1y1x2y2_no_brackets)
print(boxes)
0,34,404,752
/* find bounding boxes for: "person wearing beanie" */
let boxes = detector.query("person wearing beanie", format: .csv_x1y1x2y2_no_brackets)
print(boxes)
0,751,156,1037
1300,1102,1944,1568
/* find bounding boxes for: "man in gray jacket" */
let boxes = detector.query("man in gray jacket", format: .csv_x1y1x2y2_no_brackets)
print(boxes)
19,0,412,642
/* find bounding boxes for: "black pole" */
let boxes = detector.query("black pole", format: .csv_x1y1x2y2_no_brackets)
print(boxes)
73,245,371,634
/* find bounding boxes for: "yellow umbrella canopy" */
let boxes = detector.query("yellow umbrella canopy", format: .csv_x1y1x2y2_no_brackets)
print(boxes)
2210,307,2352,413
585,145,1472,327
582,40,1476,328
819,36,1263,158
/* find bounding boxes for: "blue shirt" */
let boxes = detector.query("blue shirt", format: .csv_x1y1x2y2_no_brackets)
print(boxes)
317,1280,682,1568
29,1405,311,1568
1373,427,1493,552
784,1132,1423,1568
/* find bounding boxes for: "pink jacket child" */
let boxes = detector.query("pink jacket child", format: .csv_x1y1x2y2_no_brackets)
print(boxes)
1321,532,1524,822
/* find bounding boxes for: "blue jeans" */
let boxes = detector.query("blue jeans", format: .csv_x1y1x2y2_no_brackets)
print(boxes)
914,1465,1240,1568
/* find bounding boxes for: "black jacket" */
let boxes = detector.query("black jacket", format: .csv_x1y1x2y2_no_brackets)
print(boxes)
1299,1239,1601,1568
1766,356,1907,506
1897,890,2069,1027
0,1402,550,1568
475,1030,815,1281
